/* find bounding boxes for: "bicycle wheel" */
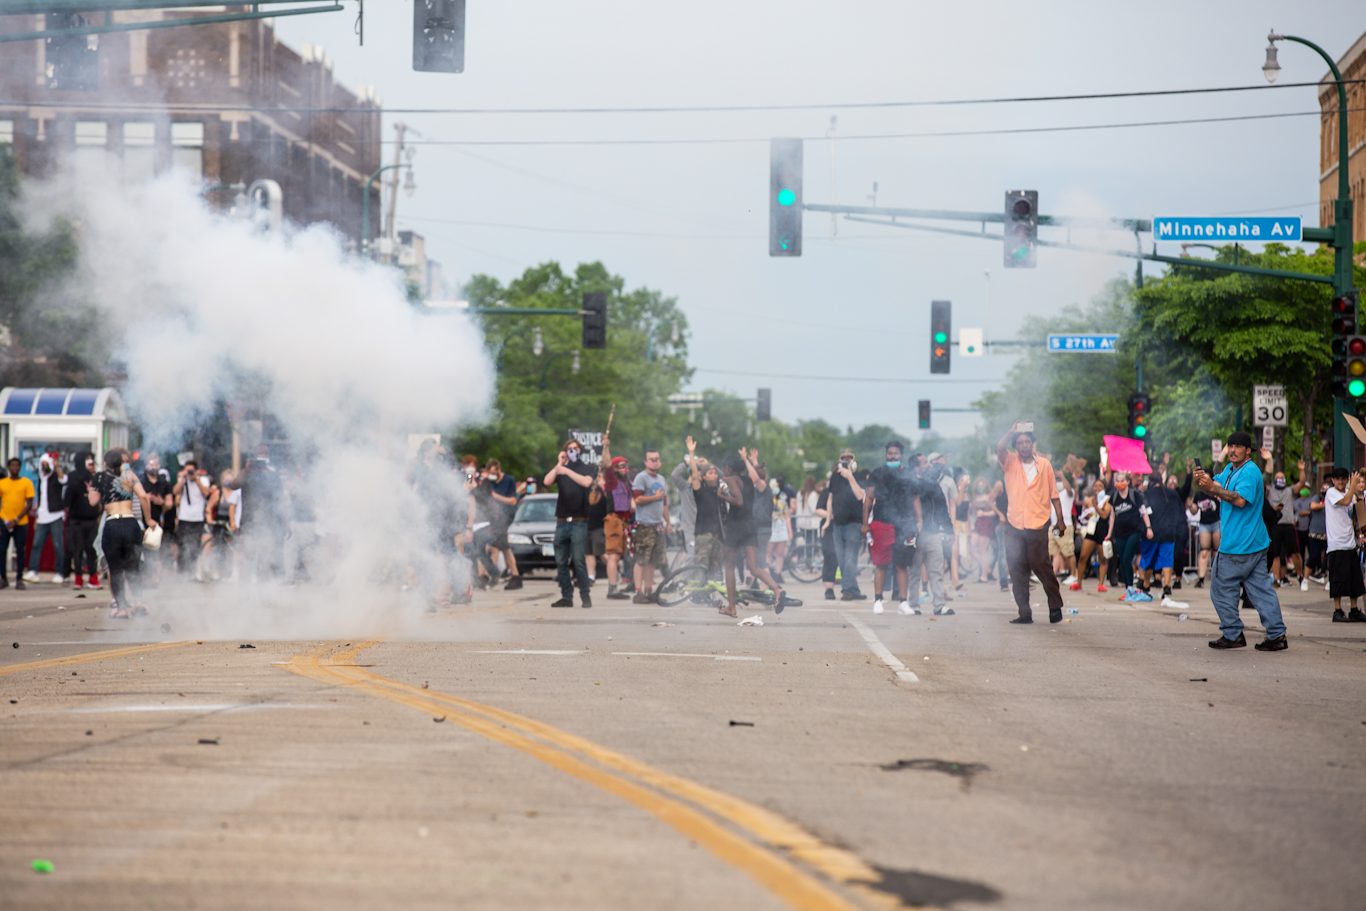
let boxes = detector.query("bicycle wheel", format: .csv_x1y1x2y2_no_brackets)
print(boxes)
786,540,824,583
655,564,709,606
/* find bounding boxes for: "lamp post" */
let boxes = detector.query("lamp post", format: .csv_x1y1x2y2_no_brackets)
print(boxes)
645,320,681,362
360,162,411,258
1263,32,1358,468
495,325,542,374
540,350,580,391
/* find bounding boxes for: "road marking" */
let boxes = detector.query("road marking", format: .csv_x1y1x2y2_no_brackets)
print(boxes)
840,612,919,682
0,641,194,677
284,642,919,911
473,649,583,655
612,652,761,661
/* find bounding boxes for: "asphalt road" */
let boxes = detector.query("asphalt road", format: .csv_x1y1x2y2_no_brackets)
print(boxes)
1,569,1363,911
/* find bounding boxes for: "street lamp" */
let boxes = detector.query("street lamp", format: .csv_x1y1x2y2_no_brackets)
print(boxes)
1261,31,1358,468
533,326,543,356
403,166,416,198
645,319,681,362
360,162,412,258
540,350,581,391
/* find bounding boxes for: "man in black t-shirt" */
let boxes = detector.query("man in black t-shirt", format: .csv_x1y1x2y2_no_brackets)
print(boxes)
543,438,594,608
226,445,289,582
862,441,921,615
827,448,867,601
139,454,174,582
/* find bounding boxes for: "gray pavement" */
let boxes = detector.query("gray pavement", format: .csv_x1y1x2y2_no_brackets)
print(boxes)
1,569,1364,910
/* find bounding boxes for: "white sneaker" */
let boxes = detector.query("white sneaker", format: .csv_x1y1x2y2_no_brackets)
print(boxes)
872,599,884,615
1063,575,1079,586
1325,581,1331,596
21,570,38,583
1300,578,1309,592
1161,596,1188,608
898,600,917,616
50,574,64,585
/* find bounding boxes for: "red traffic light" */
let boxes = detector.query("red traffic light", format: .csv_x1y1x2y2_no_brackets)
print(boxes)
1350,338,1366,356
1133,400,1146,413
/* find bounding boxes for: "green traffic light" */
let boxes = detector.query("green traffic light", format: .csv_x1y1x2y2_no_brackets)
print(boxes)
934,331,948,344
1350,378,1366,397
1134,425,1147,438
777,188,795,207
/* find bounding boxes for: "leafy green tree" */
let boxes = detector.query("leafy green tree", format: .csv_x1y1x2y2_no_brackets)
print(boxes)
455,261,692,478
1132,243,1365,469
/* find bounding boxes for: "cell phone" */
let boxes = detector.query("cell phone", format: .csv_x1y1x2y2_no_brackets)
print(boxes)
1193,458,1203,470
1015,421,1034,433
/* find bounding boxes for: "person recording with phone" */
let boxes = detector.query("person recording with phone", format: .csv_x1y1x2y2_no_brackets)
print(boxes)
545,438,594,608
828,448,866,601
997,420,1067,624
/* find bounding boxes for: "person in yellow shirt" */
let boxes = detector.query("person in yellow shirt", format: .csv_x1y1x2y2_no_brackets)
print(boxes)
0,457,35,590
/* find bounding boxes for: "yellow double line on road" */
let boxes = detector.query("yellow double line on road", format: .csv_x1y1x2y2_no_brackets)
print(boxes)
284,641,928,911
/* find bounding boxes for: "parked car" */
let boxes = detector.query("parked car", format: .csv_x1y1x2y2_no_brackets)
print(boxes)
505,493,560,574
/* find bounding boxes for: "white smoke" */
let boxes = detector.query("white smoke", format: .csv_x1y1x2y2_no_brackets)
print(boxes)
25,166,497,639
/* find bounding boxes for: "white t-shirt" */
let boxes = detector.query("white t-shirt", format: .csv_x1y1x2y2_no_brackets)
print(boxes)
1324,487,1357,552
226,488,242,528
178,475,209,522
1051,480,1075,527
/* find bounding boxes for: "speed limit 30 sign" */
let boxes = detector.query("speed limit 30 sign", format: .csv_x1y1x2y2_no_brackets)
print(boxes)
1253,384,1288,427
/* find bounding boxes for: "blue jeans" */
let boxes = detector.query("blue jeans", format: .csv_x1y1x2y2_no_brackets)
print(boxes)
993,522,1010,585
28,518,64,573
0,522,26,583
1210,548,1286,640
553,520,589,599
832,523,864,594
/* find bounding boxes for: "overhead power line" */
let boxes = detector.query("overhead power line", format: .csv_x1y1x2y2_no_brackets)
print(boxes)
1,78,1357,116
693,368,1004,384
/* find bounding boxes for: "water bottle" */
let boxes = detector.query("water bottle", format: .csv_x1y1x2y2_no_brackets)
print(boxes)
1066,608,1080,614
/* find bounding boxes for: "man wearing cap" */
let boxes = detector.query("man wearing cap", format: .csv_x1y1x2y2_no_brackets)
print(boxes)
1192,430,1288,650
600,435,634,600
828,448,867,600
997,420,1067,623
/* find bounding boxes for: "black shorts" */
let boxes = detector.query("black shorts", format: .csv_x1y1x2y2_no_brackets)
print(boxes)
1269,524,1299,562
1327,549,1366,599
587,526,606,557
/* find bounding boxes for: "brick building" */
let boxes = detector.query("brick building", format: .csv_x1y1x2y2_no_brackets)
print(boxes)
0,7,383,245
1318,31,1366,255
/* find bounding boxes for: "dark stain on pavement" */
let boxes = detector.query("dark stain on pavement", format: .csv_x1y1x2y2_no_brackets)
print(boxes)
858,864,1002,907
881,758,989,789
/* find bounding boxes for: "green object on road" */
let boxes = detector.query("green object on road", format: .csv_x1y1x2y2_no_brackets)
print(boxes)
32,859,53,873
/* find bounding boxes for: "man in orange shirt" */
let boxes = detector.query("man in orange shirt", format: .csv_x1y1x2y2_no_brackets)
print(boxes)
0,457,35,591
997,420,1067,624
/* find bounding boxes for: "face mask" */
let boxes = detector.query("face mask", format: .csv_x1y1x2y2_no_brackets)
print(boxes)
769,480,779,492
566,449,579,462
1274,479,1285,488
1300,489,1310,497
85,461,94,470
885,460,901,469
849,460,857,471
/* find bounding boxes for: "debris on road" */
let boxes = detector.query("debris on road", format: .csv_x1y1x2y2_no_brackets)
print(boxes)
238,644,255,649
738,615,764,627
433,716,446,723
161,623,171,633
197,738,220,745
31,859,53,874
1177,614,1188,621
880,758,989,790
85,730,92,736
653,621,675,627
11,642,16,648
1189,678,1208,682
729,720,755,727
421,682,429,689
1066,608,1080,614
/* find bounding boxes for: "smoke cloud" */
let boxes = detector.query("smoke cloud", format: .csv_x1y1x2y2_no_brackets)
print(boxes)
25,165,497,640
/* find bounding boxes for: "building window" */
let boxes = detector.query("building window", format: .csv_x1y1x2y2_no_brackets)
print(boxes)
0,120,12,145
73,120,107,172
171,122,203,178
123,121,155,184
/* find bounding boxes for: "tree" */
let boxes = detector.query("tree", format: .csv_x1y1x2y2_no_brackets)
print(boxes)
1132,243,1365,469
455,261,693,478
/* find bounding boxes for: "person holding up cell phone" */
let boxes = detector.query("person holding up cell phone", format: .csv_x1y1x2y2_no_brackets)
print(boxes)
996,420,1067,624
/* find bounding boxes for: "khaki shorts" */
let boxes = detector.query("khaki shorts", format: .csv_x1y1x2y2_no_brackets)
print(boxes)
633,523,668,570
603,514,628,556
1048,526,1076,559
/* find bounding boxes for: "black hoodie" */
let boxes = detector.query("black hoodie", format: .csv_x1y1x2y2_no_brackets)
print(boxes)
64,450,101,521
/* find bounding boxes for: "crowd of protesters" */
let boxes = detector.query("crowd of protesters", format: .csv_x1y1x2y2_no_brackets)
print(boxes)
4,418,1356,654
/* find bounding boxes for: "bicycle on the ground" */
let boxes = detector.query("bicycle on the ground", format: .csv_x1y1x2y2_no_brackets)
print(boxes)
653,564,802,611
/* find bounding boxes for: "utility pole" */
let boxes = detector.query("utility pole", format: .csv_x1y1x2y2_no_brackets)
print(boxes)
384,121,407,248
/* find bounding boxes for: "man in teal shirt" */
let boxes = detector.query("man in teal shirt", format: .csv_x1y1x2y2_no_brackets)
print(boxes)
1192,431,1287,651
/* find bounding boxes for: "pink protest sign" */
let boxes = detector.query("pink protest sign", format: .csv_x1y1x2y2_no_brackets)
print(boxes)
1102,435,1153,474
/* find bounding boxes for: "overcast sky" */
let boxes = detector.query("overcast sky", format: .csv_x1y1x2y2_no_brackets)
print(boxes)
278,1,1361,440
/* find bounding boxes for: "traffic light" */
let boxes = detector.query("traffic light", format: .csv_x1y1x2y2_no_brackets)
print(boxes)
1127,392,1151,440
919,400,931,429
769,139,803,256
930,300,951,374
1004,190,1038,268
413,0,465,73
581,291,607,350
757,388,772,422
1331,292,1363,397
